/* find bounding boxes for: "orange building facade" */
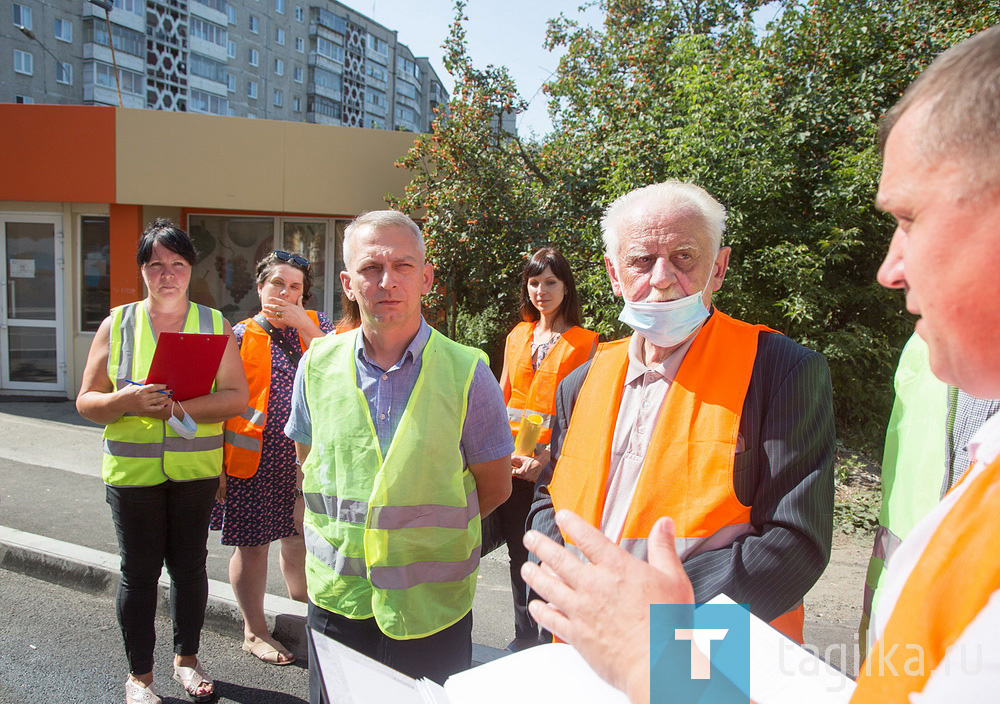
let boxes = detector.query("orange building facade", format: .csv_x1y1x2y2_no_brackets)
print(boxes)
0,103,418,398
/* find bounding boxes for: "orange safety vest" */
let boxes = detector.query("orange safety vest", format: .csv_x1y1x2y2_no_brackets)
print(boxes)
549,311,805,643
504,322,598,447
223,310,321,478
852,454,1000,701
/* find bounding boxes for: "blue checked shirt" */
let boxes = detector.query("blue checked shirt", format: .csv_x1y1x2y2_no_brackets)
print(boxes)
285,318,514,465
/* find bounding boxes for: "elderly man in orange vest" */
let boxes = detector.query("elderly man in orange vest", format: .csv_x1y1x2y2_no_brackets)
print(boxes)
527,180,836,643
522,25,1000,704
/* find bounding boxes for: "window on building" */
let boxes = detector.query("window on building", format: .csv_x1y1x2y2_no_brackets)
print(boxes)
192,0,226,11
248,80,257,99
275,0,285,13
80,216,111,332
226,72,235,92
190,17,227,47
85,61,144,95
396,56,419,80
13,50,32,75
273,88,283,107
54,18,72,43
367,34,388,57
275,27,285,45
308,95,340,119
294,6,304,22
227,40,236,58
249,48,259,67
366,64,386,82
15,95,34,103
312,66,341,93
12,4,31,30
190,88,228,115
316,37,343,63
293,66,303,83
396,81,418,100
190,52,227,84
274,58,284,76
249,15,259,33
113,0,143,16
84,19,144,57
292,96,301,112
367,90,386,108
295,36,304,53
368,116,386,129
56,62,72,85
395,104,417,124
226,4,236,24
316,8,346,34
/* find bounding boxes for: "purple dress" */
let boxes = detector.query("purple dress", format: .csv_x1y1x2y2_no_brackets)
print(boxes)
210,312,333,547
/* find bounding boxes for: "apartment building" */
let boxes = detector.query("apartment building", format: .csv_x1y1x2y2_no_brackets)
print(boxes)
2,0,448,131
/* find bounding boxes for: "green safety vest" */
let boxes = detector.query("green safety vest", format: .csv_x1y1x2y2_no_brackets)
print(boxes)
860,333,947,654
301,327,486,640
102,301,225,486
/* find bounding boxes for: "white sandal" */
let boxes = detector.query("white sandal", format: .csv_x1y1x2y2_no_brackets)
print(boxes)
173,660,215,702
125,677,162,704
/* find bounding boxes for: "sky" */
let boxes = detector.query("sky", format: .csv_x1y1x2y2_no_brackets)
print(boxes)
348,0,604,138
349,1,783,138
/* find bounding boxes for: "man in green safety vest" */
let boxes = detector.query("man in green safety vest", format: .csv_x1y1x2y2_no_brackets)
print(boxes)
284,210,514,702
861,332,1000,657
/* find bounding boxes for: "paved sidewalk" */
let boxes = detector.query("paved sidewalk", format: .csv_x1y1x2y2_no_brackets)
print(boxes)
0,397,509,666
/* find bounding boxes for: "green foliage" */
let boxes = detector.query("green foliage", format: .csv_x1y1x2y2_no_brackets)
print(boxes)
391,0,1000,451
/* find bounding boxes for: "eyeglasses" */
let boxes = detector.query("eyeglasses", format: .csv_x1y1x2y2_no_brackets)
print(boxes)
274,250,309,267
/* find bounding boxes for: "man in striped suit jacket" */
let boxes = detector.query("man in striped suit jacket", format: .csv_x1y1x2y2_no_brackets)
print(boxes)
527,181,835,639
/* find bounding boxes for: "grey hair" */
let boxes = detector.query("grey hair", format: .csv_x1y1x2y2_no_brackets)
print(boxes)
342,210,425,268
600,181,726,257
879,25,1000,188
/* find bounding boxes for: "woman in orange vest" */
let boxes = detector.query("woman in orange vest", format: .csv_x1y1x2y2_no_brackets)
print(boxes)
210,250,333,665
498,247,597,651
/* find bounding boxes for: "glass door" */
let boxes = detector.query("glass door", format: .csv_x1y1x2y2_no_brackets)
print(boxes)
0,215,65,393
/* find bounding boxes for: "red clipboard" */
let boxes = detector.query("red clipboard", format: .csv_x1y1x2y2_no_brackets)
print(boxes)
145,332,229,402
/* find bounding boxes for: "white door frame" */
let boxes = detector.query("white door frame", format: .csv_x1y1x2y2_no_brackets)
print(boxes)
0,212,66,394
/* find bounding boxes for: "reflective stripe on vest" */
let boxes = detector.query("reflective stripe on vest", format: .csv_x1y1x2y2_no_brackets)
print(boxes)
549,312,806,642
101,301,225,486
223,311,321,479
504,322,597,447
301,327,486,640
852,455,1000,701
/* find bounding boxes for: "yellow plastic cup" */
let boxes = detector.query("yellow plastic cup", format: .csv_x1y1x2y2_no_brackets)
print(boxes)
515,413,544,456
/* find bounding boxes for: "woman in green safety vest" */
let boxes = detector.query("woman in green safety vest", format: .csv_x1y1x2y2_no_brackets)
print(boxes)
77,219,248,704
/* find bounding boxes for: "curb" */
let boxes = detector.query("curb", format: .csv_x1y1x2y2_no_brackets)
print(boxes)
0,525,507,666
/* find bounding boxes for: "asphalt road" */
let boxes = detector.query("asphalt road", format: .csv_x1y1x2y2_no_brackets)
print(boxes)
0,568,310,704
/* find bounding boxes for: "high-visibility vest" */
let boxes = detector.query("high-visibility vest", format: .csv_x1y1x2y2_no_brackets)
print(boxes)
223,310,321,479
102,300,225,486
860,333,948,656
504,322,597,448
301,327,486,639
549,311,806,642
852,454,1000,701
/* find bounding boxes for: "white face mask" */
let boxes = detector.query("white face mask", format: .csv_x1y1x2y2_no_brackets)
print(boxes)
166,401,198,440
618,271,714,349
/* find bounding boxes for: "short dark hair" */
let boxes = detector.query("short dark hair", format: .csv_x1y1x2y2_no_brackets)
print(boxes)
518,247,583,328
255,251,314,303
136,218,198,267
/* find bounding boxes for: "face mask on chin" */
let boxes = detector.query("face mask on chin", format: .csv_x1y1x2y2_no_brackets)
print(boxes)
618,273,713,349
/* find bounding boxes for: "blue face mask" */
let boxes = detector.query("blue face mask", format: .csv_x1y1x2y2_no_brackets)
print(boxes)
618,275,713,349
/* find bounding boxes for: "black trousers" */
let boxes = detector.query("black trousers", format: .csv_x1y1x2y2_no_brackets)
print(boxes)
494,476,538,640
307,602,473,702
105,477,219,675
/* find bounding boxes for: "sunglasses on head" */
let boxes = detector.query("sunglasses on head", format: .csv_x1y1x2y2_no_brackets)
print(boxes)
274,250,309,267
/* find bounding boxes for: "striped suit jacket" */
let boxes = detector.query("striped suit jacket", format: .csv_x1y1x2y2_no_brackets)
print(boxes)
527,319,836,621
